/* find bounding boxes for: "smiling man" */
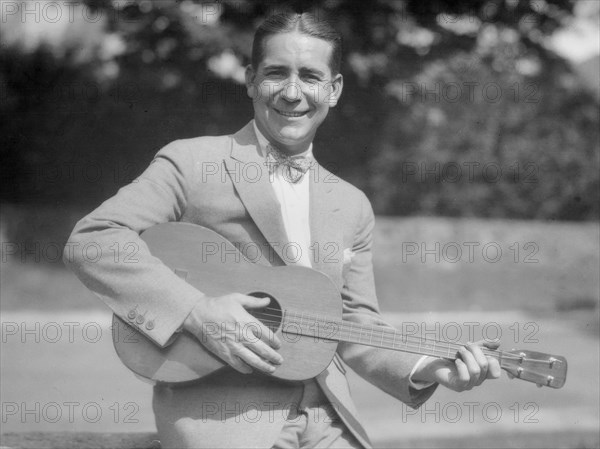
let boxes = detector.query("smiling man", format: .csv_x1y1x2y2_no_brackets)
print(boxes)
64,12,500,449
247,28,343,154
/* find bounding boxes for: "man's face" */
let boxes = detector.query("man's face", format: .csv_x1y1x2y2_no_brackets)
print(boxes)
246,31,343,155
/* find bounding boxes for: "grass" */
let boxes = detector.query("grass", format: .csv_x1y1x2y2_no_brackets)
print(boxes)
1,214,598,447
2,215,599,315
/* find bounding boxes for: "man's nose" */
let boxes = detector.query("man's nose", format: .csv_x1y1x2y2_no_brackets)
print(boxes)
279,76,303,102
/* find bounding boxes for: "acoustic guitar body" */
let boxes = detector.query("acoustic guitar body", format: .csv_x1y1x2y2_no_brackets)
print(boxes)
113,222,569,389
112,222,341,384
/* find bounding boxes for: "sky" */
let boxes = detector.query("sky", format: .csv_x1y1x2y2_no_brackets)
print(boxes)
551,0,600,63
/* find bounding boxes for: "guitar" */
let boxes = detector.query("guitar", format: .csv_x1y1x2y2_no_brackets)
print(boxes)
112,222,567,388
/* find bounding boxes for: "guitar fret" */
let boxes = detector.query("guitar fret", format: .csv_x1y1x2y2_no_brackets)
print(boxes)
381,329,394,349
401,331,409,349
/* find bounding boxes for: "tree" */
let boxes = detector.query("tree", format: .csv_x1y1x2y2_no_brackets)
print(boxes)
1,0,597,220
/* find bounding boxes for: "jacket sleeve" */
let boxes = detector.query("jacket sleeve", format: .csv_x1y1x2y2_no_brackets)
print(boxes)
63,140,203,347
337,192,438,409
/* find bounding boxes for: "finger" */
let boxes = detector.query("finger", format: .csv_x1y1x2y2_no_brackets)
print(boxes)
469,339,500,349
252,321,282,349
469,340,501,380
458,346,480,388
236,347,278,374
487,357,502,379
236,297,282,349
454,358,471,391
482,340,500,350
236,318,281,350
229,355,253,374
466,342,489,385
246,338,283,365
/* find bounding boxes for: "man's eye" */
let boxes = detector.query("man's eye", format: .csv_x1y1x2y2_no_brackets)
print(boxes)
303,74,323,83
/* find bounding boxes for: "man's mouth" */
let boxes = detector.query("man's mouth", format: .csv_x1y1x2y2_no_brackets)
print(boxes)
273,108,309,118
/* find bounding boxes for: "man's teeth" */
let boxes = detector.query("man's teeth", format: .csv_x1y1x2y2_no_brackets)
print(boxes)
277,110,306,117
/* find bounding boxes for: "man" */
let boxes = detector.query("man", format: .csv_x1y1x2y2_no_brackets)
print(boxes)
64,12,500,449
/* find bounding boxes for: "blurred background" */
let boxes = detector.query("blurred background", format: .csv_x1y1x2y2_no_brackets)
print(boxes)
1,0,599,448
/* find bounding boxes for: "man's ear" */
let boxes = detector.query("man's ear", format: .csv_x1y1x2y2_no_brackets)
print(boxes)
245,65,257,99
327,73,344,107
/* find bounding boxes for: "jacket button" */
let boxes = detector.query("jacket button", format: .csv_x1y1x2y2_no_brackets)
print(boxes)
135,315,145,325
145,321,155,330
127,310,136,320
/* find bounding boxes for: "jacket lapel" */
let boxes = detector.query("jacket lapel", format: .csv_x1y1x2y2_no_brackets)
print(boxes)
225,122,343,279
309,164,343,285
225,122,290,265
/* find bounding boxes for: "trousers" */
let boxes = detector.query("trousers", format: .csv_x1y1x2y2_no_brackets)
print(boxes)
271,380,362,449
153,375,363,448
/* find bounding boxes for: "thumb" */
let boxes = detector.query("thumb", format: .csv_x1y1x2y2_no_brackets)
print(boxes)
239,295,271,309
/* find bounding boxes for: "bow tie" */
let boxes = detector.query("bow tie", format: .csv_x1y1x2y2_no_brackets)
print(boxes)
265,144,314,183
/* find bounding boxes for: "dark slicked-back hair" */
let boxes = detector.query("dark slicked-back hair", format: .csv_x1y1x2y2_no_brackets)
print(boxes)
251,12,342,75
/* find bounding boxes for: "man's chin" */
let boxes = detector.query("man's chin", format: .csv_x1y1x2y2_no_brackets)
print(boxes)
276,135,312,150
272,127,311,146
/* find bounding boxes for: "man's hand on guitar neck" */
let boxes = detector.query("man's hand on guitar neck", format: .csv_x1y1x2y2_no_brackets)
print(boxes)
183,294,283,374
411,340,502,392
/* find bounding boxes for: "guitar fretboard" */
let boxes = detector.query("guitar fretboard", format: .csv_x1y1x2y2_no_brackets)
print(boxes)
280,309,501,361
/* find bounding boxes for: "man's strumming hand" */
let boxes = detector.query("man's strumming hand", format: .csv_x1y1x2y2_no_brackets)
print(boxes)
183,294,283,374
411,340,502,392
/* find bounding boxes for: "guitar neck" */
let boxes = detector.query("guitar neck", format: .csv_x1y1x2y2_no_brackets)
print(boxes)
282,309,501,362
275,308,567,389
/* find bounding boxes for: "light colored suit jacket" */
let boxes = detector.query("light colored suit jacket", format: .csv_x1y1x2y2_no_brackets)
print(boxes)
64,122,436,448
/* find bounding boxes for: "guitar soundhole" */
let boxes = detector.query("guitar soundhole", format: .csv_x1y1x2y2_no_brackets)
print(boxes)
247,292,282,332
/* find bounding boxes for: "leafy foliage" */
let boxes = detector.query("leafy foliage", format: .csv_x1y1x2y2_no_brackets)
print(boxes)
1,0,597,220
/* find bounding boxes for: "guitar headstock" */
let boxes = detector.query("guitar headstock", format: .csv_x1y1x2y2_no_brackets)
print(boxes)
501,349,567,389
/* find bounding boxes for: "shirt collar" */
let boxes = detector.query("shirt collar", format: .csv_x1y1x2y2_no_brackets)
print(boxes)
252,120,313,159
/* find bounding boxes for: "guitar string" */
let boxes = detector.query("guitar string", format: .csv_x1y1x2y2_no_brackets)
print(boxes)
254,308,499,356
253,306,491,352
248,306,559,365
278,321,560,364
250,314,559,364
259,309,559,365
249,309,523,361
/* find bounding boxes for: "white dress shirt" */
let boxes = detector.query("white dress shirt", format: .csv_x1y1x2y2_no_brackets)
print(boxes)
251,121,433,390
252,121,313,268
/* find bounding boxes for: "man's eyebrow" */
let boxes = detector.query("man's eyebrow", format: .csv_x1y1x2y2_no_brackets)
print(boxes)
299,67,327,77
262,64,288,71
261,64,327,77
